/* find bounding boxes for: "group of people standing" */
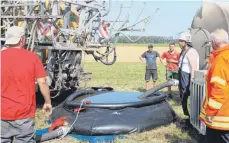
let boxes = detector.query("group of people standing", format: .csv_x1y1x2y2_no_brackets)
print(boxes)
1,25,229,143
140,31,199,117
140,29,229,143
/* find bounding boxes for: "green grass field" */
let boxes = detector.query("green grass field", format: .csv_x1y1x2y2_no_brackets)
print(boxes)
36,62,206,143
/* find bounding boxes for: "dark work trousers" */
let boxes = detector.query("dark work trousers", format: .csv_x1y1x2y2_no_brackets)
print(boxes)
1,118,36,143
178,68,191,117
206,127,229,143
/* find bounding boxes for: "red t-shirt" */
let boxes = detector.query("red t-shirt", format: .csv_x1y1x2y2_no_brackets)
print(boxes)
1,48,46,120
161,51,180,71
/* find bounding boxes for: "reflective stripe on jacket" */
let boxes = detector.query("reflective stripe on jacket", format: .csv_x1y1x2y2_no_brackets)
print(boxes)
200,45,229,130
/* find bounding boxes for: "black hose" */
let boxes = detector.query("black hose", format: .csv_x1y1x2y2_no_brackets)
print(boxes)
64,89,168,109
92,47,117,66
139,80,179,99
66,94,167,109
99,48,117,65
65,89,97,103
36,128,65,142
62,82,179,109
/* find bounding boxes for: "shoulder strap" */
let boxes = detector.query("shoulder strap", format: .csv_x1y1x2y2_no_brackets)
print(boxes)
179,48,191,70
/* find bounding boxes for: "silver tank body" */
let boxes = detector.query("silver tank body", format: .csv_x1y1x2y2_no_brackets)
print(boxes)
190,2,229,69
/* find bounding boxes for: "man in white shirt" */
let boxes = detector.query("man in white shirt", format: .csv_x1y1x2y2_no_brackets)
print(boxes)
178,32,199,117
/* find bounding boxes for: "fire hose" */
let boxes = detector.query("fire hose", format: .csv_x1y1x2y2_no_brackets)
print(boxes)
36,127,72,142
139,79,179,99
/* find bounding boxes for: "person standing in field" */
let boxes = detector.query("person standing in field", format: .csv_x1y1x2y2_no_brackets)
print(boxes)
160,42,180,97
1,26,52,143
200,29,229,143
140,44,160,90
178,32,199,117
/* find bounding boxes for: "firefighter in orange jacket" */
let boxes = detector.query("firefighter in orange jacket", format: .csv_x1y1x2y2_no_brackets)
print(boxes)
200,29,229,143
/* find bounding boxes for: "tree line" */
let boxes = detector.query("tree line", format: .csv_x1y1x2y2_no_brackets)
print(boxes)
116,35,178,44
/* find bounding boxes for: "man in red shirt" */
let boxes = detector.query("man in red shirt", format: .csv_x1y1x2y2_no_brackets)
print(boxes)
160,42,180,97
1,26,52,143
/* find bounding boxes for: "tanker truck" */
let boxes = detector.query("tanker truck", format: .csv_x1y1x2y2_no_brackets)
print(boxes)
188,1,229,135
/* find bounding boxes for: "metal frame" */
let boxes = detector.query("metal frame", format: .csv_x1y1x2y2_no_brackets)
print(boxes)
1,0,159,64
190,70,207,135
1,0,159,97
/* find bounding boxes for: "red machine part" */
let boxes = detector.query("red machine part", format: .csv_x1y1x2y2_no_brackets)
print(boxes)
49,101,91,131
49,116,68,132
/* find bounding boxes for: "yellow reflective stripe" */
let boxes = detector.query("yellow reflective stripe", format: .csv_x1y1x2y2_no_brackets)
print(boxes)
203,98,208,108
201,108,206,114
200,112,205,119
201,115,229,122
213,116,229,122
205,121,229,128
208,98,222,109
210,76,226,86
204,86,208,108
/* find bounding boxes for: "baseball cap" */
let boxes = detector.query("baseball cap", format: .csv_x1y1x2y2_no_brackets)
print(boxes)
5,26,25,45
179,32,192,43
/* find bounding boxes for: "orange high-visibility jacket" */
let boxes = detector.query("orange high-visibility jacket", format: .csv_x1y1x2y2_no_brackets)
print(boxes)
200,45,229,130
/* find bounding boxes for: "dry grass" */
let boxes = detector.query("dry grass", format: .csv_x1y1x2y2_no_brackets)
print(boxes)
35,44,204,143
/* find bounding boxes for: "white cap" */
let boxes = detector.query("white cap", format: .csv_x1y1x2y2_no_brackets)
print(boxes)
5,26,25,45
179,31,192,43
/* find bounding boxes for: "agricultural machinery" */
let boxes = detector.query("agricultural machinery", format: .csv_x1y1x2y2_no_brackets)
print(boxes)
0,0,159,97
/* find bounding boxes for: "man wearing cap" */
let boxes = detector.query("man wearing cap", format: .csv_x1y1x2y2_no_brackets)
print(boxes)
140,44,160,90
1,26,52,142
178,32,199,117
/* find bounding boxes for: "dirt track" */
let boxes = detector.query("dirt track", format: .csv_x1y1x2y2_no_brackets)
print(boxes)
84,45,181,63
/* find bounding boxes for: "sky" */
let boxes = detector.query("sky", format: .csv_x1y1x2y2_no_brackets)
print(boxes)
103,0,226,37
